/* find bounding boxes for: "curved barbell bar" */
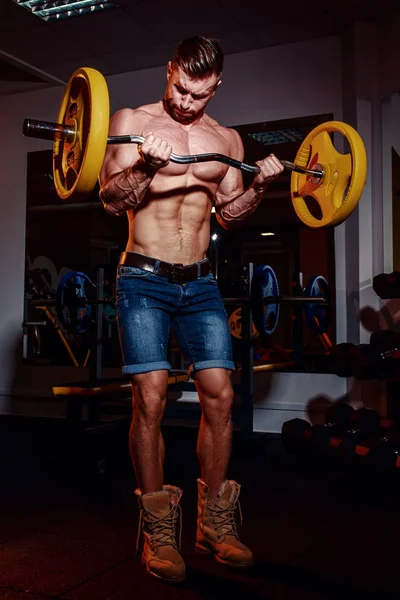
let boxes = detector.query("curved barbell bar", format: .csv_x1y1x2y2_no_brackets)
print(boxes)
23,118,323,179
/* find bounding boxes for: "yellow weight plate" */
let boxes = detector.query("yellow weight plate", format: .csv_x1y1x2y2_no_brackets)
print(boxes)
291,121,367,228
228,307,259,340
53,67,110,200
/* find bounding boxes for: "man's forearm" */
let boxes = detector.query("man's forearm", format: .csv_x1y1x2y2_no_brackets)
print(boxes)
217,183,266,230
99,161,156,216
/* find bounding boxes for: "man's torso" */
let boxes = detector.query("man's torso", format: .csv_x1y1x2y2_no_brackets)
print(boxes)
125,102,233,264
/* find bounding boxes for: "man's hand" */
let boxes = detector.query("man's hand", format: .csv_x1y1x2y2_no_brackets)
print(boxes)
138,131,172,171
253,154,284,191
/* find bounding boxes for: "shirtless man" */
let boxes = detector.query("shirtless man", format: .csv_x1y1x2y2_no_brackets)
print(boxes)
99,36,283,583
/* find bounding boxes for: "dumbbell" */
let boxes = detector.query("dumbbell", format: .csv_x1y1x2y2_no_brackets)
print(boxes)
309,407,382,469
369,331,400,377
373,271,400,299
332,411,392,467
329,343,356,377
330,342,382,379
343,417,400,473
311,406,381,452
282,408,380,473
369,330,400,353
281,419,313,455
364,437,400,474
281,404,356,455
332,333,400,379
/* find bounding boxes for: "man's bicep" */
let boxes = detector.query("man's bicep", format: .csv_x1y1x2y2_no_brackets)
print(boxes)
100,145,137,184
215,166,243,207
215,129,245,204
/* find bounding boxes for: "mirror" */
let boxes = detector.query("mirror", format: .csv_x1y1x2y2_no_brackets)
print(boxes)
23,113,336,372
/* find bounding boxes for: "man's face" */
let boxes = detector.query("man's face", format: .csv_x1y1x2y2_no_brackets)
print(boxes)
164,62,221,124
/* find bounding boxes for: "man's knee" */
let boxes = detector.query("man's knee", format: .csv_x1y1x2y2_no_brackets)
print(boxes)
196,371,234,419
197,369,233,393
214,385,234,407
131,371,169,422
202,392,233,426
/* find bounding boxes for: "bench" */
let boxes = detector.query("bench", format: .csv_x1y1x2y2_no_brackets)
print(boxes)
52,370,191,426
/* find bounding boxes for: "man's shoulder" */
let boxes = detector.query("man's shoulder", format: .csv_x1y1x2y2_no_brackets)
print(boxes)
203,115,241,145
134,101,163,116
204,115,239,137
111,102,162,123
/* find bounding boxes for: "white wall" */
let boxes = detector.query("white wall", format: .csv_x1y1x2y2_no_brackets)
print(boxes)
0,35,348,428
105,36,342,127
336,15,400,416
382,92,400,273
375,9,400,421
373,8,400,275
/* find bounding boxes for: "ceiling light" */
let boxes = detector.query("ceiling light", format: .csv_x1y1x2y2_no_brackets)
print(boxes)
13,0,118,21
248,129,303,146
261,232,275,236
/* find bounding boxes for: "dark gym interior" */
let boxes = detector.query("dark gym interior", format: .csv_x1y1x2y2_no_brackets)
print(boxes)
2,0,400,598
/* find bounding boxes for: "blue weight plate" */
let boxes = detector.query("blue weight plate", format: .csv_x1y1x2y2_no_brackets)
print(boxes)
251,265,280,335
56,270,94,334
103,292,116,323
304,275,330,334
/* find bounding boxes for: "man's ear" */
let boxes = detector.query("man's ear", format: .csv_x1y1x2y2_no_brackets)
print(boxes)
212,79,222,96
167,61,173,80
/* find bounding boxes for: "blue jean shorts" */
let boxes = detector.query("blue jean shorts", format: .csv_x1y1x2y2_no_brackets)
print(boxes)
115,264,235,376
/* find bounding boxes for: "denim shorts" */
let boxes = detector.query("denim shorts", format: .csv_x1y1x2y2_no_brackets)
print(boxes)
115,265,235,376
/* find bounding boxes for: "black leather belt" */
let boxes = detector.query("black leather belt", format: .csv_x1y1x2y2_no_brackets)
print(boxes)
119,252,211,284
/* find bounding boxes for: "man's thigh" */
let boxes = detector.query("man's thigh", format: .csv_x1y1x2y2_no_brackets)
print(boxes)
116,266,176,375
171,274,235,376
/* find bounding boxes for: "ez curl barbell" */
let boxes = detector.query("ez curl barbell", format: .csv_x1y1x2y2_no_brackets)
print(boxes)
23,119,323,177
22,67,368,228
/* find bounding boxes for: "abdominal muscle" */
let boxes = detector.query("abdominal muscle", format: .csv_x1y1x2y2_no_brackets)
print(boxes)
125,167,220,265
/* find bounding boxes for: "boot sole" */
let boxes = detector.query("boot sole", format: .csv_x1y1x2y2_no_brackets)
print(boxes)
141,555,186,583
148,571,186,583
195,543,253,569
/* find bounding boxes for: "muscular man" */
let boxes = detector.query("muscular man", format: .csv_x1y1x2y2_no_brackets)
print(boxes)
99,36,283,583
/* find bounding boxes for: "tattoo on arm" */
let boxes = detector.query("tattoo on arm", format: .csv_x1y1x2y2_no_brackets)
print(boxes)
217,185,264,228
99,161,156,216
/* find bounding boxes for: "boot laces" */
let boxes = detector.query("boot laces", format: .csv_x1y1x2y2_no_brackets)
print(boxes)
136,504,182,554
209,498,243,540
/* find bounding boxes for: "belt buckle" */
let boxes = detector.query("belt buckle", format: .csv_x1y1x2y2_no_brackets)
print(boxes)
169,263,187,284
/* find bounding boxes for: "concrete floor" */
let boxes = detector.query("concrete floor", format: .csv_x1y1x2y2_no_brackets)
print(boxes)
0,415,399,600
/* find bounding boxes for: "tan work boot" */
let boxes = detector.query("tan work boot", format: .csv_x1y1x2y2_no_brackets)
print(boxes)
135,485,186,583
195,478,253,568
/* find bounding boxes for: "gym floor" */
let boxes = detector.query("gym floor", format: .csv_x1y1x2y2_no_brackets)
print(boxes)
0,414,399,600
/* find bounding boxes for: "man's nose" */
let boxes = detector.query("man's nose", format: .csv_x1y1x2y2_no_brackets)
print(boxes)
180,95,191,110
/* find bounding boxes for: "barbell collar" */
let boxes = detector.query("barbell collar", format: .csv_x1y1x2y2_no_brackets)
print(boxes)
280,159,323,179
22,118,323,178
